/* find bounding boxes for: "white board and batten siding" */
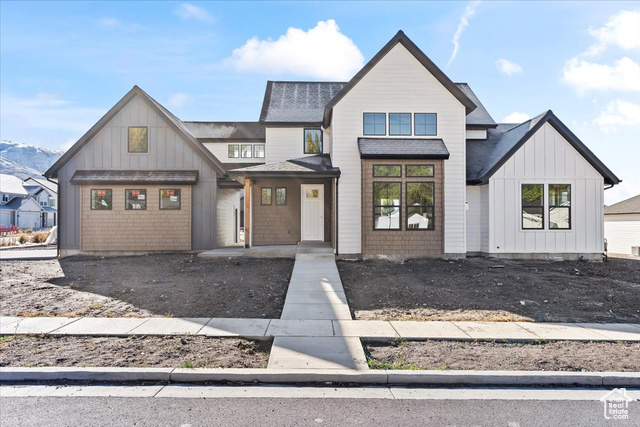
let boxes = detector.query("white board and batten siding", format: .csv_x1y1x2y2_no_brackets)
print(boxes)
57,93,219,252
265,128,329,164
331,43,467,255
604,214,640,255
488,122,605,256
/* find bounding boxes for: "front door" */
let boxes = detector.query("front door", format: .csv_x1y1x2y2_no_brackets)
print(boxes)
301,184,324,241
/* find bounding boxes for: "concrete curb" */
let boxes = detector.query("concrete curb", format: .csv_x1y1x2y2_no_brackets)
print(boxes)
2,367,639,387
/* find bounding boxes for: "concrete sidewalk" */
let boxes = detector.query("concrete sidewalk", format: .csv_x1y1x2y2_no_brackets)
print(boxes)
2,316,640,341
0,249,57,261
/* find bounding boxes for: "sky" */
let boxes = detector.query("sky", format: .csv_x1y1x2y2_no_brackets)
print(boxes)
1,1,638,204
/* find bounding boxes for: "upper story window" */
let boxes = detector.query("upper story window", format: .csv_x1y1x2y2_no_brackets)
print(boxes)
363,113,386,135
2,193,10,203
241,144,252,158
128,127,148,153
414,113,437,136
389,113,411,136
49,198,56,208
254,145,265,158
304,129,323,154
228,145,239,158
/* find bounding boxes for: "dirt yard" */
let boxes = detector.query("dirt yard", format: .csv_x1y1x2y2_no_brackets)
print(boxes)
0,254,293,318
0,335,270,368
364,339,640,372
338,257,640,323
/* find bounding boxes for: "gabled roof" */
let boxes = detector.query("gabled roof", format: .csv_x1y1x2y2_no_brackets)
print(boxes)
182,121,265,141
322,30,476,127
0,195,42,211
455,83,496,128
260,81,346,124
358,138,450,159
45,86,226,179
228,154,340,178
0,173,28,196
604,194,640,215
466,110,620,186
24,177,58,194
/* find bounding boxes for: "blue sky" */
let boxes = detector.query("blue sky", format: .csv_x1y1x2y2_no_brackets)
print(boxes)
1,1,638,204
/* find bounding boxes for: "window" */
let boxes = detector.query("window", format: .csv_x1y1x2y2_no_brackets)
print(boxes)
49,198,56,208
414,113,437,136
261,188,272,205
254,145,265,158
406,182,435,230
128,127,148,153
373,183,401,230
91,189,112,210
304,129,323,154
2,194,10,203
363,113,386,135
276,188,287,205
159,189,181,210
406,165,434,177
241,145,252,158
373,165,401,177
125,189,147,210
522,184,544,229
549,184,571,229
389,113,411,136
228,145,239,158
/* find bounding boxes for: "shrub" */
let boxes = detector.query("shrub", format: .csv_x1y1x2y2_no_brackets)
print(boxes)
33,231,49,243
18,233,29,244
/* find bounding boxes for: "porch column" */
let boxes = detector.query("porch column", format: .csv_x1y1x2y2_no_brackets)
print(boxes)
244,178,251,248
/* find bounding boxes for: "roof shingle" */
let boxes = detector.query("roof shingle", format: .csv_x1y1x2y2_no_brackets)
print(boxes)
358,138,450,159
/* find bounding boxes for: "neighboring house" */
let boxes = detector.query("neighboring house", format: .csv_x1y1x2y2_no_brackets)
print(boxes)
1,173,29,227
23,177,58,228
0,173,58,229
46,30,620,259
604,194,640,256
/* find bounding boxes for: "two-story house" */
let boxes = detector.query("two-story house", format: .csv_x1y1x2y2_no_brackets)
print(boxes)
46,31,619,259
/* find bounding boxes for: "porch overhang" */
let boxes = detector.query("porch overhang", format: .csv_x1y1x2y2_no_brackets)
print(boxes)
358,138,450,159
227,154,341,180
70,170,199,185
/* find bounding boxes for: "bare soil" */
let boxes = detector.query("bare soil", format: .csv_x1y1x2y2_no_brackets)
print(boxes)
338,257,640,323
364,340,640,372
0,335,270,369
1,254,293,318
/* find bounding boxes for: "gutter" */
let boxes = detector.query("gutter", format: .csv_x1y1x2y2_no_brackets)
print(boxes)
335,176,339,256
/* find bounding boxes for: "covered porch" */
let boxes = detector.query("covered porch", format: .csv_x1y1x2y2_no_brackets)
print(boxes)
228,155,340,250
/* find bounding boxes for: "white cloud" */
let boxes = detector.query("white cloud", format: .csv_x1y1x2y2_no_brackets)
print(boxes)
495,59,523,76
167,92,192,109
562,56,640,95
594,99,640,132
225,20,364,80
586,10,640,56
501,112,530,123
98,17,120,28
446,0,481,69
175,3,214,22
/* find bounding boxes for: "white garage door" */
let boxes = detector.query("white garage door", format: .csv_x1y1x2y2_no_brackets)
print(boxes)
0,211,13,227
17,212,41,229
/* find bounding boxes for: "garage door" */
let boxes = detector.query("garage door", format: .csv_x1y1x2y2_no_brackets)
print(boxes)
17,212,41,229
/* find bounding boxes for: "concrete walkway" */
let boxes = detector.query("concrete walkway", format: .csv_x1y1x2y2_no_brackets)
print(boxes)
0,249,57,261
268,249,368,370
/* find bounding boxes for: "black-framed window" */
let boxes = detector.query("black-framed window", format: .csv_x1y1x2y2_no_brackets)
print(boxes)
373,182,401,230
363,113,386,135
373,165,401,177
304,129,323,154
549,184,571,229
261,187,272,205
276,187,287,205
389,113,411,136
522,184,544,229
228,145,239,158
406,182,434,230
128,127,148,153
125,189,147,210
406,165,434,177
91,189,112,210
414,113,437,136
254,145,265,158
160,189,181,210
241,144,252,158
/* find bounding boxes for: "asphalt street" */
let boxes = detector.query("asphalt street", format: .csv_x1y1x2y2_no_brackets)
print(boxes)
1,385,638,426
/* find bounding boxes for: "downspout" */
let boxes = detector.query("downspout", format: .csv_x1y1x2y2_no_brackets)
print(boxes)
335,176,339,256
44,175,60,258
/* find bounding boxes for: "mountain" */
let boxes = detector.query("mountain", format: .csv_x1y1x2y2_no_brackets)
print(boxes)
0,140,64,180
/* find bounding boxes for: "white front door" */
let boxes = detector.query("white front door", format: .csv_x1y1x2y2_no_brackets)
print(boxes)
301,184,324,241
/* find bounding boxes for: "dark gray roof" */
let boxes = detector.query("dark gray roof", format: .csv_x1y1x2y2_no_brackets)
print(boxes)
182,122,265,141
260,81,346,123
466,110,620,185
455,83,496,127
0,196,41,211
221,162,262,172
229,154,340,178
70,170,199,185
358,138,450,159
605,194,640,215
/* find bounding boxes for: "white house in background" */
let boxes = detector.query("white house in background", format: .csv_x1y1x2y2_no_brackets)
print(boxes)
23,177,58,227
604,194,640,257
0,173,58,229
46,30,620,259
